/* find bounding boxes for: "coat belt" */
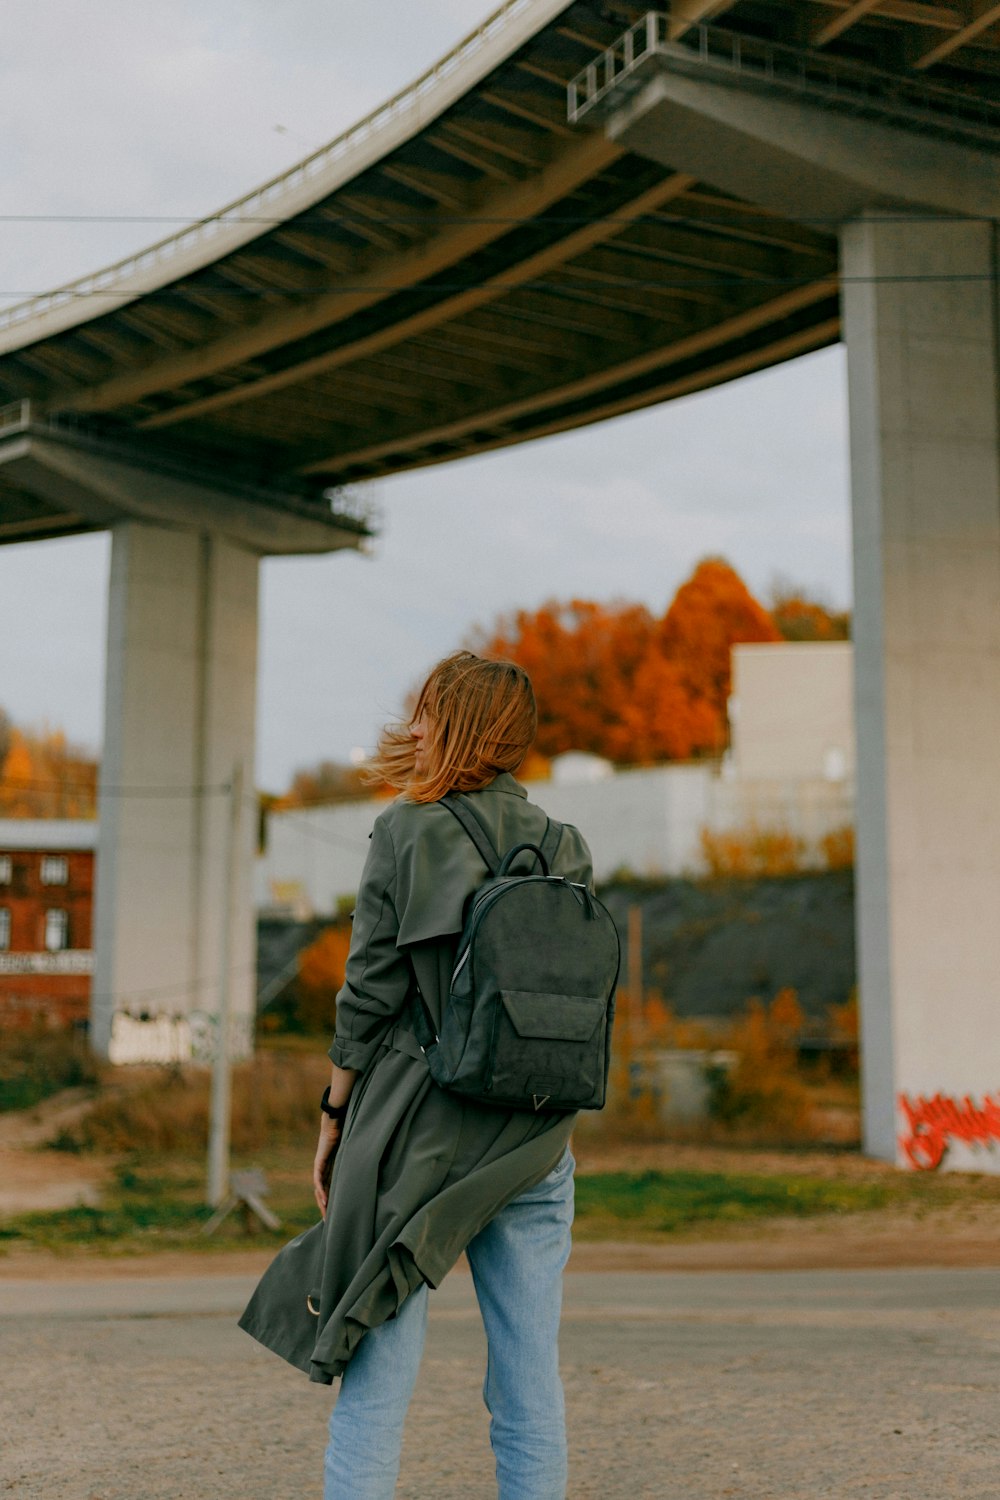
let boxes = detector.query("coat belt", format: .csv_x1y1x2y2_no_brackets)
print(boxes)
383,1021,427,1064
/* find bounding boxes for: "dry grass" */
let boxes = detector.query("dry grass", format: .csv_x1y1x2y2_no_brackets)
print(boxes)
700,824,806,878
575,986,860,1151
0,1028,98,1113
821,825,855,870
55,1046,331,1155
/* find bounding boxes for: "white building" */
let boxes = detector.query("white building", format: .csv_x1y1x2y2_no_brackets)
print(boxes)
729,641,854,784
258,642,855,915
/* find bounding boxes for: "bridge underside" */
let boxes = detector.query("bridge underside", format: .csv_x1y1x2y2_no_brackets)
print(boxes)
0,0,855,537
3,1,995,538
0,149,840,504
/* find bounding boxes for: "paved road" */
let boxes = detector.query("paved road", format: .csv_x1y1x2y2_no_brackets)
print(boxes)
2,1266,999,1499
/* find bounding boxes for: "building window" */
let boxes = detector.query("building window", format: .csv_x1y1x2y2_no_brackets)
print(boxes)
0,908,10,950
40,855,69,885
0,855,11,884
44,909,69,952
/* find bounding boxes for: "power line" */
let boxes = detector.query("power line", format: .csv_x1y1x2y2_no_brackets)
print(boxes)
84,960,262,1009
0,211,993,226
0,274,991,298
268,807,370,854
0,777,373,815
0,776,230,799
0,778,374,856
0,777,379,833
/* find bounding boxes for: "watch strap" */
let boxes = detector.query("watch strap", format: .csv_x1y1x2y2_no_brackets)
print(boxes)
320,1085,349,1122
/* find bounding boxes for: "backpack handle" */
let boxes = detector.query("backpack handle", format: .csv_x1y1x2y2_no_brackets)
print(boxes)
498,842,550,878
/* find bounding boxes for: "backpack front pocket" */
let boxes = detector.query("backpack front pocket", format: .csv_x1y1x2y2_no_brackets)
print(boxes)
487,990,607,1107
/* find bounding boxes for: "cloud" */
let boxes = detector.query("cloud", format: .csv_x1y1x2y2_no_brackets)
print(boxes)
0,3,853,788
0,533,109,748
0,0,475,303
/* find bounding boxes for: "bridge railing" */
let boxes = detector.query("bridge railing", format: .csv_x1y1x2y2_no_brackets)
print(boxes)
567,14,1000,149
0,0,545,341
0,400,31,436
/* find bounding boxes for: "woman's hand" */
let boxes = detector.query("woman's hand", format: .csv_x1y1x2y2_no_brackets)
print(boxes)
313,1117,342,1219
312,1064,358,1219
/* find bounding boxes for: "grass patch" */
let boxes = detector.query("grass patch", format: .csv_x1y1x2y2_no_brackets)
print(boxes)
572,1166,1000,1239
573,1170,891,1237
0,1156,317,1255
6,1154,999,1257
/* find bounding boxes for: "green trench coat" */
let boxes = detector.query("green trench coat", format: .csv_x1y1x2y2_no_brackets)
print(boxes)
238,773,593,1384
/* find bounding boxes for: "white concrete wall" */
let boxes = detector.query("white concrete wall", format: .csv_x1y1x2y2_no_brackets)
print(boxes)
0,820,97,850
92,522,259,1062
527,763,713,881
842,214,1000,1169
707,776,854,855
258,762,854,915
257,799,381,916
731,642,854,783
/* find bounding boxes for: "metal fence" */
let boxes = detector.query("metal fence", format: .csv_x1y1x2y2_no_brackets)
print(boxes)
568,12,1000,150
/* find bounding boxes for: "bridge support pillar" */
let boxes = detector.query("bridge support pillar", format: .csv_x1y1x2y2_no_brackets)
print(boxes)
842,215,1000,1167
91,521,259,1063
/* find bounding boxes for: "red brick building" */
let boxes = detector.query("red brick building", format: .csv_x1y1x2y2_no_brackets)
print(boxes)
0,821,96,1029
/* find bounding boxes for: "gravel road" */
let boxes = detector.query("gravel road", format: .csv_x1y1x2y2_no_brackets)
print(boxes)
2,1264,999,1499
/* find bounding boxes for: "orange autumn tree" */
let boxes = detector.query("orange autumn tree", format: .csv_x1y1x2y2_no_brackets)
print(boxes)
474,559,779,766
295,924,352,1034
276,760,368,809
474,597,717,765
660,558,781,745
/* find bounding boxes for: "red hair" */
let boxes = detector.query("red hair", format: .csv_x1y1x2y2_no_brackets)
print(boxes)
364,651,537,803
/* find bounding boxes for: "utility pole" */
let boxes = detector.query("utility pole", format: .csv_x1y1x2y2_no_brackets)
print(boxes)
627,903,643,1047
207,760,243,1208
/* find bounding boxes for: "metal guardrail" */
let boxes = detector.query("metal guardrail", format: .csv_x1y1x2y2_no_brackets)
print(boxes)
0,398,375,530
0,0,546,339
568,11,662,121
568,13,1000,149
0,401,103,443
0,399,31,435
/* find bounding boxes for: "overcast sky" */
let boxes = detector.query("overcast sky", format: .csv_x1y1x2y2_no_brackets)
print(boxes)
0,1,852,791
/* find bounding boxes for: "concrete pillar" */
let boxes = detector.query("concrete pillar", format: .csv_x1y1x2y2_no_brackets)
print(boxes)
91,522,259,1062
841,216,1000,1167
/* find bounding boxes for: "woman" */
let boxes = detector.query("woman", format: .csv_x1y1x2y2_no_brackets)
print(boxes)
241,651,595,1500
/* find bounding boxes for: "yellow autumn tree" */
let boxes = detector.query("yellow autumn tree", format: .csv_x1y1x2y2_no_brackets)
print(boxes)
0,721,98,817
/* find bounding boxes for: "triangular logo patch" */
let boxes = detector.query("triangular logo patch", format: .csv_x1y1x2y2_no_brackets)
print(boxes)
532,1093,550,1111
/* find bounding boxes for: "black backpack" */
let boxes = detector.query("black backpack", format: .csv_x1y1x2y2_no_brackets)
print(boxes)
410,795,620,1113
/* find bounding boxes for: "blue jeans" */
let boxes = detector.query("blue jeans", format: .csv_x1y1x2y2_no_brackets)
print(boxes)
324,1147,575,1500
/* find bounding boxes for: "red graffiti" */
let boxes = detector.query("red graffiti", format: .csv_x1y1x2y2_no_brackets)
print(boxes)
898,1090,1000,1170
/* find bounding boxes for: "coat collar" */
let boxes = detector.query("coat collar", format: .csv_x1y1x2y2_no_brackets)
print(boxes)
477,771,527,799
389,772,528,948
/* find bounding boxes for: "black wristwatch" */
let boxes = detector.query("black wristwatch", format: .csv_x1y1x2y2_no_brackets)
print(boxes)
320,1086,349,1123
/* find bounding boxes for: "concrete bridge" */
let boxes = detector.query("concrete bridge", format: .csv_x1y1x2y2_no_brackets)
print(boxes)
0,0,997,1167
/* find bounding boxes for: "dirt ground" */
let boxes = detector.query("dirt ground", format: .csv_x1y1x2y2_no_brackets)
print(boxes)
0,1088,112,1214
4,1209,1000,1283
6,1095,1000,1498
5,1266,1000,1499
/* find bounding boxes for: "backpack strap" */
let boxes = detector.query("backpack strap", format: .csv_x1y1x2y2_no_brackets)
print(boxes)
440,794,501,876
442,795,564,878
540,816,563,871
